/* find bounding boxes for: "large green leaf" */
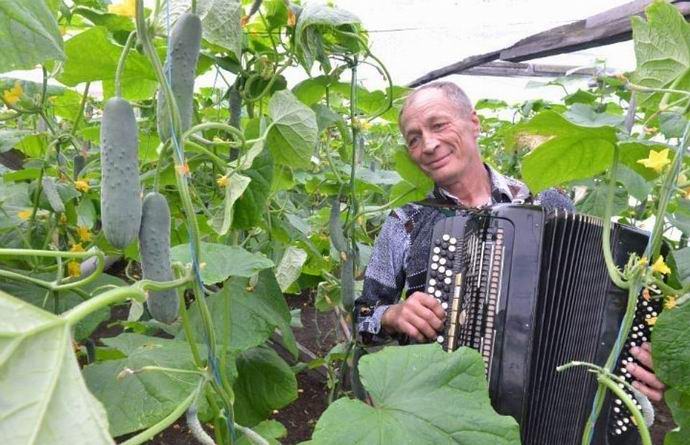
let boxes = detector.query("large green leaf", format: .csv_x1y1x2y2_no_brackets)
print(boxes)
83,333,209,437
304,344,520,445
0,129,33,153
631,2,690,104
653,302,690,392
170,242,274,284
57,26,155,88
0,290,113,444
266,90,318,169
209,173,252,235
0,0,65,72
664,388,690,445
182,270,297,356
233,346,298,426
390,149,433,205
518,111,618,192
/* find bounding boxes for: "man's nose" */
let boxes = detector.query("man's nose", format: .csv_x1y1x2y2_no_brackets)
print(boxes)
422,133,439,153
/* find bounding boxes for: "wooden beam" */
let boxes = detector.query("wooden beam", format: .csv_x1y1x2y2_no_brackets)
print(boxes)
461,61,599,78
408,0,690,87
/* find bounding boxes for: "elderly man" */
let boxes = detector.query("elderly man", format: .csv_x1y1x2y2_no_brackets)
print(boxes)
354,81,666,403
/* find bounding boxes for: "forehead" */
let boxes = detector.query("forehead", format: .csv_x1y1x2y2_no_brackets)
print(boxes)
401,89,459,130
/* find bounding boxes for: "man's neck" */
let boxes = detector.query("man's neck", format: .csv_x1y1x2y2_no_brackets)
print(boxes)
442,163,492,207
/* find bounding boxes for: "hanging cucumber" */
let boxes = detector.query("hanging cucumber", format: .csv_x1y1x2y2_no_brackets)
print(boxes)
100,97,141,248
139,192,178,324
41,177,65,213
157,12,202,142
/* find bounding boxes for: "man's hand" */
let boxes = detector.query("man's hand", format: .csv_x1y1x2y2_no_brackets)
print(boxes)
381,292,445,342
626,342,666,402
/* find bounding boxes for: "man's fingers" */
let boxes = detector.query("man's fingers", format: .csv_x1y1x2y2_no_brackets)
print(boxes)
632,381,664,403
627,362,665,391
409,292,446,320
407,312,438,340
413,304,444,331
399,320,424,342
631,345,653,369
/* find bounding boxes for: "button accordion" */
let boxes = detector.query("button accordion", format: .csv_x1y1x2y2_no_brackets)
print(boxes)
423,204,661,445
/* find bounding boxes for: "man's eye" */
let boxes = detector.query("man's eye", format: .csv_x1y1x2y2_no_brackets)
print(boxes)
432,122,447,130
407,136,419,146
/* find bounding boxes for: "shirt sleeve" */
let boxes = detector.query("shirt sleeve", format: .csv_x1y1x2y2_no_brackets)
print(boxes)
355,210,409,344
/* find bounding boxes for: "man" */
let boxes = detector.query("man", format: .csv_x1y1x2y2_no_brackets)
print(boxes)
354,81,666,403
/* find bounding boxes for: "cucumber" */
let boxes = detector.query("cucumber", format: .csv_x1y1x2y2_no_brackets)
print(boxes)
139,192,178,324
157,13,202,142
42,177,64,213
100,97,141,249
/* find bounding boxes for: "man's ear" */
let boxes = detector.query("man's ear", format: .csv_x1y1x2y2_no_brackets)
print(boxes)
470,110,481,137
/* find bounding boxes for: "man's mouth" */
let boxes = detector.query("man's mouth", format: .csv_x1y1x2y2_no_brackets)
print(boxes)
426,154,449,169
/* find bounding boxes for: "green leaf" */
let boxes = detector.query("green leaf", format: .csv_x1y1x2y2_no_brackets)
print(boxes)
210,173,251,235
575,182,629,218
0,179,31,229
672,247,690,286
57,26,155,87
233,147,273,230
618,140,669,181
614,164,651,202
0,129,32,153
0,0,65,72
659,112,688,139
293,76,333,106
664,388,690,445
183,270,297,356
563,103,624,128
80,126,160,163
198,0,242,60
0,289,113,444
304,344,520,445
275,246,308,292
237,420,287,445
233,346,298,426
653,302,690,392
390,149,433,204
83,333,208,437
518,111,618,192
266,90,318,169
631,1,690,104
170,242,273,284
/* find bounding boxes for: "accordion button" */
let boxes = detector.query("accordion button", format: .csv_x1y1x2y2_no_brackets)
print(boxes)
438,266,446,273
433,247,441,254
439,258,447,265
442,242,449,249
442,302,448,310
444,277,451,285
446,270,452,277
431,263,438,270
432,255,440,262
437,335,444,343
615,429,622,435
450,237,457,245
448,245,456,252
430,271,437,278
429,279,437,286
442,234,450,241
435,290,442,298
427,287,435,294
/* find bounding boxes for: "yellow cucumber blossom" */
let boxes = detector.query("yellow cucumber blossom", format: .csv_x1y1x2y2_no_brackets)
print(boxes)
67,260,81,278
108,0,135,17
69,243,85,253
76,225,92,242
651,255,671,275
74,180,90,193
2,81,23,105
664,295,678,310
637,148,671,173
216,174,230,188
17,209,32,220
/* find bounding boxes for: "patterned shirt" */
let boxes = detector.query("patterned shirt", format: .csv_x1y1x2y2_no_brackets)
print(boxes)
355,164,574,344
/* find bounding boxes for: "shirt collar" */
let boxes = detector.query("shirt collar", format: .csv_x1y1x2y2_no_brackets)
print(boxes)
432,164,531,206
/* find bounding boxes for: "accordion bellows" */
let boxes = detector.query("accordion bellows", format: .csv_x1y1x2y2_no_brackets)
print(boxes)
424,204,660,445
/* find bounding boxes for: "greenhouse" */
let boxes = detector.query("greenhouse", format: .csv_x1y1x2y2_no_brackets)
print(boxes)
1,1,689,444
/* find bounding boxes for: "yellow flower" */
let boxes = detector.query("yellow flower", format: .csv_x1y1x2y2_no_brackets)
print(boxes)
2,81,23,106
76,225,92,242
637,149,671,173
664,295,678,310
74,180,90,193
287,8,297,27
651,255,671,275
646,316,657,326
108,0,135,17
353,118,372,131
17,209,32,220
69,243,85,253
67,260,81,278
637,256,648,267
216,174,230,188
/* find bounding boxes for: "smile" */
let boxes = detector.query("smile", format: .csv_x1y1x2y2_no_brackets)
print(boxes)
426,154,450,169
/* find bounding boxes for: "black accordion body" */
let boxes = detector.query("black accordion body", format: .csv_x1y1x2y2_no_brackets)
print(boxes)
423,204,661,445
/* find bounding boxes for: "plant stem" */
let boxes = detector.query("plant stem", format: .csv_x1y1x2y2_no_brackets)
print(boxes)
602,145,628,289
116,31,138,98
62,286,145,327
597,373,652,445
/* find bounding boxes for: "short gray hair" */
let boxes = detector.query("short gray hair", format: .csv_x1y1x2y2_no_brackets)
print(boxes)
399,81,474,126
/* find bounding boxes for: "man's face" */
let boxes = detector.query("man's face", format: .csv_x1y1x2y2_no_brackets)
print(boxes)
400,89,481,187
